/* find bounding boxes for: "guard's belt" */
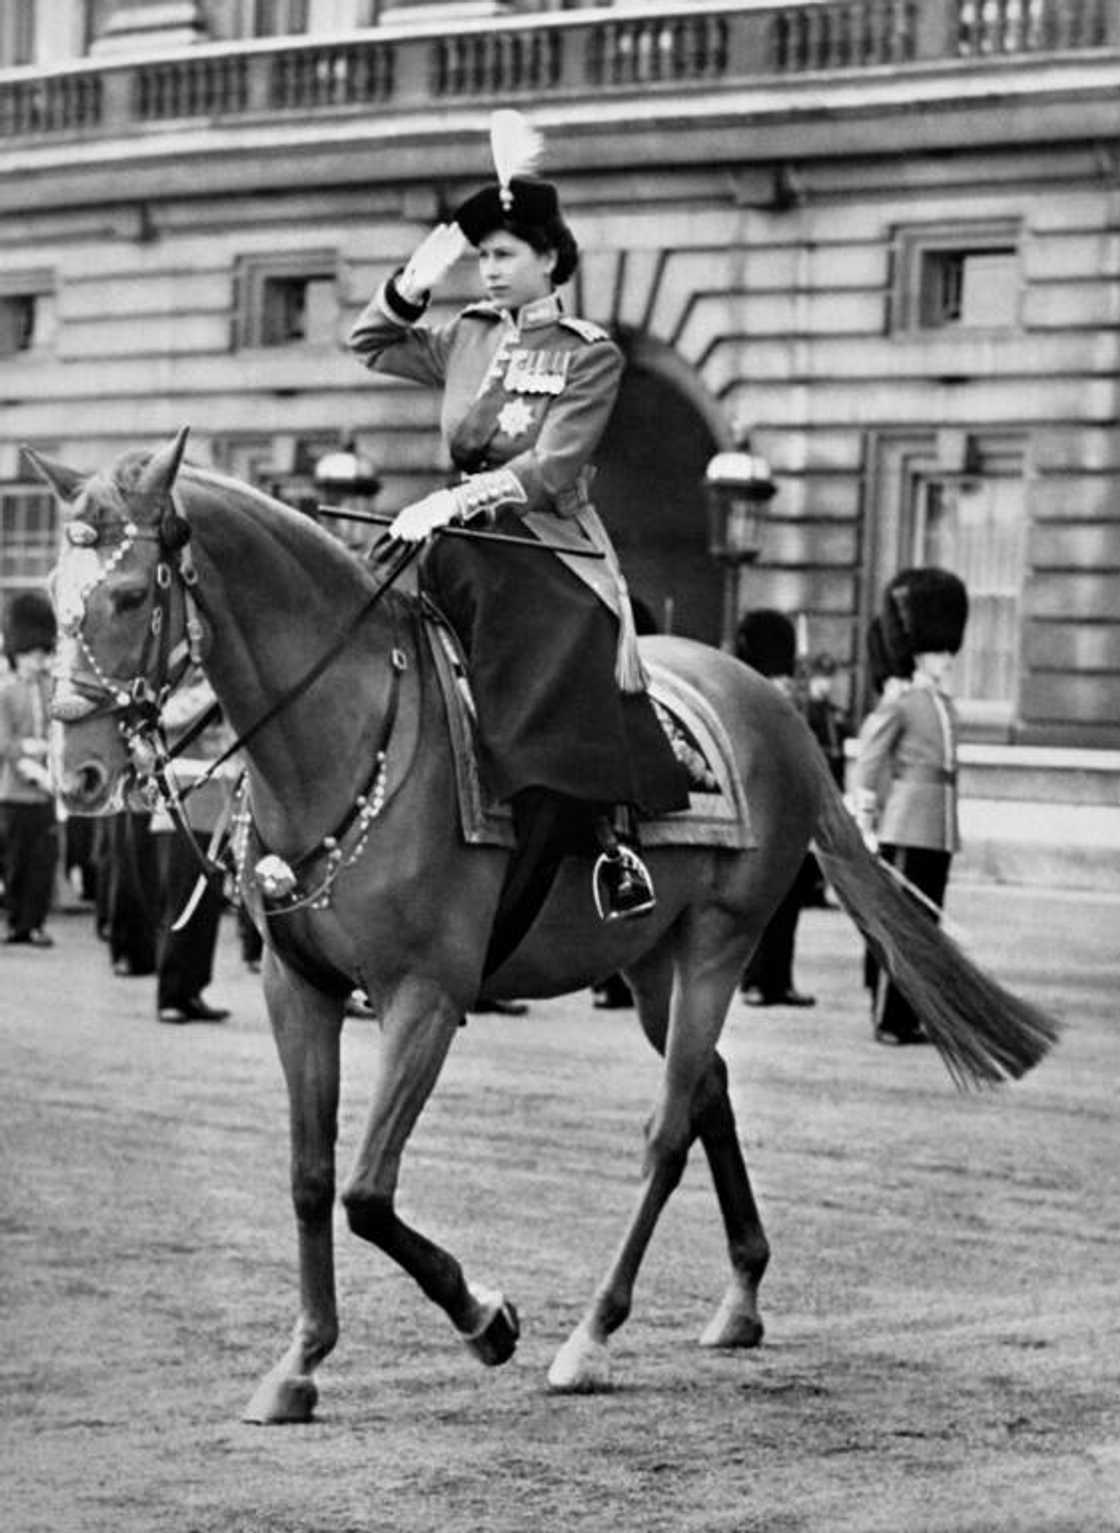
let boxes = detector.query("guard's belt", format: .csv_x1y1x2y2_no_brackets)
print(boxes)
901,765,957,785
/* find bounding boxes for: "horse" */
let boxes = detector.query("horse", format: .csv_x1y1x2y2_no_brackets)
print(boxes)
31,428,1059,1422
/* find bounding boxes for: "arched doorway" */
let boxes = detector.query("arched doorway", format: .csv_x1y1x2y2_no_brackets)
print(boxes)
592,332,725,645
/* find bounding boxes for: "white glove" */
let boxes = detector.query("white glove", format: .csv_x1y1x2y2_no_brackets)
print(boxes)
398,223,468,303
389,489,461,544
19,737,48,760
845,790,879,853
18,758,52,791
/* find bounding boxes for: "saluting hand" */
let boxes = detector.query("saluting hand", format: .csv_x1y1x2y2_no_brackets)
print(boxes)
398,223,468,304
389,489,460,544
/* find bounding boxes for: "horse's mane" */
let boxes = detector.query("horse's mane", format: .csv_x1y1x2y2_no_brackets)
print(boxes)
81,449,385,599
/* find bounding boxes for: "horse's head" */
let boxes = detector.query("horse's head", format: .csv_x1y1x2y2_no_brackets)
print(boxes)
27,427,198,815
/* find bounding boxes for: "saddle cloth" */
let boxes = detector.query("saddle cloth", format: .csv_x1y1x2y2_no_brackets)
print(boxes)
426,616,753,852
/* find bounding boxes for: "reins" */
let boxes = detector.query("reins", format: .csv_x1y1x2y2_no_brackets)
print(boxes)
160,535,420,908
176,537,419,803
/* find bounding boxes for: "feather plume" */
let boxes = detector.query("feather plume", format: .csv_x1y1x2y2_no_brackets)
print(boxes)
490,110,544,208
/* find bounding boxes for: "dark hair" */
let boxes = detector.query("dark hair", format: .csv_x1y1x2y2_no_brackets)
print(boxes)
492,215,579,287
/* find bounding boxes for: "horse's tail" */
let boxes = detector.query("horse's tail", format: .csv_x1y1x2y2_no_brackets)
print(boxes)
808,753,1060,1089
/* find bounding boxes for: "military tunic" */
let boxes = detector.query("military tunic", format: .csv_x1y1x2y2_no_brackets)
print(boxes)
852,675,960,853
852,673,960,1040
349,281,688,814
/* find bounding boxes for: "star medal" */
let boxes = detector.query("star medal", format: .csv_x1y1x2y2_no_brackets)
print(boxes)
496,398,535,439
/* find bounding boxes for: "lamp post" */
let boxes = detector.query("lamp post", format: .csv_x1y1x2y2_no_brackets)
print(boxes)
313,438,381,549
703,446,776,651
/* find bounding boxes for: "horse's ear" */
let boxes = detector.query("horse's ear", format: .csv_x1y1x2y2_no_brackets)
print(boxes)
21,446,87,503
137,426,191,500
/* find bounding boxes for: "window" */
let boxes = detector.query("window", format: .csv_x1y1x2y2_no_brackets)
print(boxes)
203,0,310,38
0,271,55,356
919,247,1019,329
233,253,338,350
253,0,309,34
0,487,58,594
0,0,34,67
0,296,36,356
911,468,1027,727
892,221,1021,333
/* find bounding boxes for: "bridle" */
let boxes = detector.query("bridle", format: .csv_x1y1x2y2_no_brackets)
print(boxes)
53,488,418,910
51,496,208,781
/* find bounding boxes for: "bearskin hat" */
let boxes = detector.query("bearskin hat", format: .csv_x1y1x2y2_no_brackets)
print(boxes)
3,590,57,658
881,567,968,669
865,614,910,691
734,608,796,680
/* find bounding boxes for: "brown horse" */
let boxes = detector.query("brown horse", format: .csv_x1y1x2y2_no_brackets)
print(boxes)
31,429,1058,1422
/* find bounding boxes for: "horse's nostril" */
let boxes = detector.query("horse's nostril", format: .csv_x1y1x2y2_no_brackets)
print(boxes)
71,761,109,806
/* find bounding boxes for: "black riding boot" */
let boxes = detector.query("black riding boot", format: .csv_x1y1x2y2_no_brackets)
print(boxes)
592,807,656,922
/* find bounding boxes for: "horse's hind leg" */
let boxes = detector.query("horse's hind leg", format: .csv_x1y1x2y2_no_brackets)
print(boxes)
548,915,762,1392
693,1050,770,1349
244,959,345,1425
626,940,770,1348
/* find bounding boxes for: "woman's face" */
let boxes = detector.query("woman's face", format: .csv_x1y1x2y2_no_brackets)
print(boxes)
477,229,556,311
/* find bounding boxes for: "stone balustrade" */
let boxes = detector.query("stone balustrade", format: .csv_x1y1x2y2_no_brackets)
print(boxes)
0,0,1115,142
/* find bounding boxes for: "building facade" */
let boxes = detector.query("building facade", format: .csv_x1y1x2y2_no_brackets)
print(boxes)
3,1,1119,827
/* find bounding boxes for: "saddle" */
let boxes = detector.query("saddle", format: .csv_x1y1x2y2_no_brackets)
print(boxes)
424,608,753,974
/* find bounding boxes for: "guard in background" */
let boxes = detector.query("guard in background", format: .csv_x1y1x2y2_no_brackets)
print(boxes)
851,567,969,1046
735,609,817,1009
0,593,59,947
151,668,234,1024
803,649,851,907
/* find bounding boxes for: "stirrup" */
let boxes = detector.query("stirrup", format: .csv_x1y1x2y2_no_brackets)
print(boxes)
592,845,656,922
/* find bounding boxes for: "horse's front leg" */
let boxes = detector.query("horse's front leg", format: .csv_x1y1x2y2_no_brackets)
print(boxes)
243,954,345,1425
340,975,520,1366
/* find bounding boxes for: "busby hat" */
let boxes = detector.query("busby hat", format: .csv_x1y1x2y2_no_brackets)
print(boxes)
734,608,797,680
453,110,578,285
455,176,560,245
882,567,969,667
3,590,57,658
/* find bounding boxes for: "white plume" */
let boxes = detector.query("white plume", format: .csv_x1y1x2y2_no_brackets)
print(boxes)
490,109,544,205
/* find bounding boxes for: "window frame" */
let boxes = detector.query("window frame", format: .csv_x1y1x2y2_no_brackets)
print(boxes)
232,251,340,352
0,269,56,358
0,0,35,68
865,428,1031,739
890,219,1023,335
0,482,60,598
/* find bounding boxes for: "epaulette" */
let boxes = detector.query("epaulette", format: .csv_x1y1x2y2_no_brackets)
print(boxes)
559,316,611,344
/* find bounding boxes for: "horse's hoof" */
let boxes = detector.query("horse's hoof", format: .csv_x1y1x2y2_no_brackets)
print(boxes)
463,1290,520,1367
547,1326,613,1394
698,1292,764,1350
242,1372,319,1425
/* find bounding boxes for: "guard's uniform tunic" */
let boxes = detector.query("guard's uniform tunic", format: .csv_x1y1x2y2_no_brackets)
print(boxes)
349,284,688,814
853,673,960,1039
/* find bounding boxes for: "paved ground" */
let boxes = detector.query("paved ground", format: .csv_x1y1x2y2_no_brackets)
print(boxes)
1,880,1118,1532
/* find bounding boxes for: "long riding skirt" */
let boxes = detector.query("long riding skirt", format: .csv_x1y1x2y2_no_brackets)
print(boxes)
423,513,689,815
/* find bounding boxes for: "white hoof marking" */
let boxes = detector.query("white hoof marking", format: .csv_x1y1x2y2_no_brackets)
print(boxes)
547,1327,613,1394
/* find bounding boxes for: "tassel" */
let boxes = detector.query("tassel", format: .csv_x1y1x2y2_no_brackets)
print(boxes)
490,109,544,210
613,576,648,694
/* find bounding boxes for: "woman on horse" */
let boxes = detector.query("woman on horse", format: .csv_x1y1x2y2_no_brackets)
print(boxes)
348,112,688,921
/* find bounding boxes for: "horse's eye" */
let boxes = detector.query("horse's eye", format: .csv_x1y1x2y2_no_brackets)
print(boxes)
114,588,147,615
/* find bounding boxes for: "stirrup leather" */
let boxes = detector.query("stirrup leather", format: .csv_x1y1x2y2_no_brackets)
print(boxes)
592,844,656,922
